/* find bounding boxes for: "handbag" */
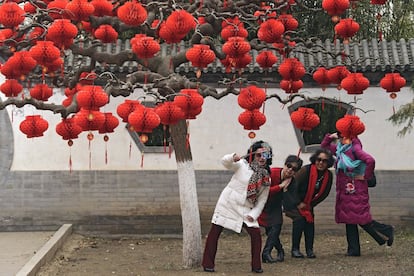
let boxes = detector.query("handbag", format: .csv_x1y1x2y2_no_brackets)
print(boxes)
367,172,377,188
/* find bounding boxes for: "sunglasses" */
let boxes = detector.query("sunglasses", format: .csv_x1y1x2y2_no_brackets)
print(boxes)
255,152,272,160
286,163,299,172
316,157,329,164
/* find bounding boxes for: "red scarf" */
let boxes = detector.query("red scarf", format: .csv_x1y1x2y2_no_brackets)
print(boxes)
299,164,329,223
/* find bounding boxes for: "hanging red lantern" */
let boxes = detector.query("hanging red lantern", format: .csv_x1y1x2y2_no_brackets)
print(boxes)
24,2,37,14
158,22,185,44
46,19,78,49
165,10,196,39
278,58,305,81
238,109,266,130
173,89,204,119
19,115,49,138
73,109,106,131
98,112,119,134
116,100,144,123
76,85,109,110
91,0,113,17
256,50,277,69
0,79,23,97
278,14,299,31
94,24,118,43
117,1,147,26
380,73,406,99
290,107,320,131
335,18,360,43
341,73,370,95
222,36,251,58
313,67,331,90
186,44,216,68
238,85,267,110
65,0,95,21
327,66,350,89
128,107,161,133
257,19,285,43
336,114,365,138
130,34,161,59
56,117,83,140
280,79,303,94
154,102,185,125
1,51,37,79
322,0,350,22
29,41,61,67
221,25,248,41
47,0,70,19
30,84,53,101
0,2,25,28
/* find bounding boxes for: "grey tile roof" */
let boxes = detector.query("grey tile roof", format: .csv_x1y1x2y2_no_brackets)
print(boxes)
70,38,414,86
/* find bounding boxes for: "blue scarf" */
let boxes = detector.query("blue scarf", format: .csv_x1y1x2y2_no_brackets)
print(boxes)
336,142,366,177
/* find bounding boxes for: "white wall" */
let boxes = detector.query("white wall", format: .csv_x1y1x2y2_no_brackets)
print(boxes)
1,73,413,171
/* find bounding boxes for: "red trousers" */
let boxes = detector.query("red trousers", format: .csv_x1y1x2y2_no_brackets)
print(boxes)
202,223,262,270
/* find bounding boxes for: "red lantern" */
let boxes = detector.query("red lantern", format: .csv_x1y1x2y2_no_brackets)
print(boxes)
371,0,387,4
30,84,53,101
0,79,23,97
256,50,277,69
280,79,303,94
73,109,105,131
336,114,365,138
278,58,305,81
91,0,113,17
186,44,216,68
278,14,299,31
98,112,119,134
335,18,360,43
222,37,251,58
257,19,285,43
131,35,161,59
158,22,185,44
238,109,266,130
56,117,83,140
76,85,109,110
94,24,118,43
65,0,95,21
238,85,267,110
46,19,78,49
128,107,161,133
29,41,61,67
47,0,70,20
165,10,196,38
1,51,37,79
327,66,350,88
79,72,97,85
290,107,320,131
19,115,49,138
117,1,147,26
173,89,204,119
322,0,350,21
116,100,144,122
154,102,185,125
313,67,331,90
221,25,248,41
380,73,406,99
0,2,25,28
341,73,370,95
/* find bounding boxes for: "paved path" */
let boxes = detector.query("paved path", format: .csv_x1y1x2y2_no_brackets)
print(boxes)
0,232,54,276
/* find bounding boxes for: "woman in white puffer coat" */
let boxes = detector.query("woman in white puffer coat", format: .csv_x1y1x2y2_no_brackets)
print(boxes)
202,141,272,274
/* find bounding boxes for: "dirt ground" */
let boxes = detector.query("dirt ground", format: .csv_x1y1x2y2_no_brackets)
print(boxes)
37,229,413,276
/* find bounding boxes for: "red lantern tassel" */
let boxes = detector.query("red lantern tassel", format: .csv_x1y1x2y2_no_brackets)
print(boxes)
129,141,132,159
186,121,190,149
89,150,92,170
105,142,108,165
163,125,167,153
169,142,172,158
140,151,144,168
69,147,72,173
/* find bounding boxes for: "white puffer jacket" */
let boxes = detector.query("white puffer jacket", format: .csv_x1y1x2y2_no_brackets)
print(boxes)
211,153,270,233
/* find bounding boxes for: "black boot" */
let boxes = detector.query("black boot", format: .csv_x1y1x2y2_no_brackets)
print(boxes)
291,218,305,258
304,222,316,258
276,248,285,262
371,221,395,246
262,227,277,263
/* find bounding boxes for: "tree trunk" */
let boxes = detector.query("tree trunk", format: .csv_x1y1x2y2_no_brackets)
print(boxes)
170,120,202,268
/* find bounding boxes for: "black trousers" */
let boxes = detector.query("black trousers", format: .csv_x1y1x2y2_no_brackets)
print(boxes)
262,224,283,256
346,221,393,255
292,216,314,252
